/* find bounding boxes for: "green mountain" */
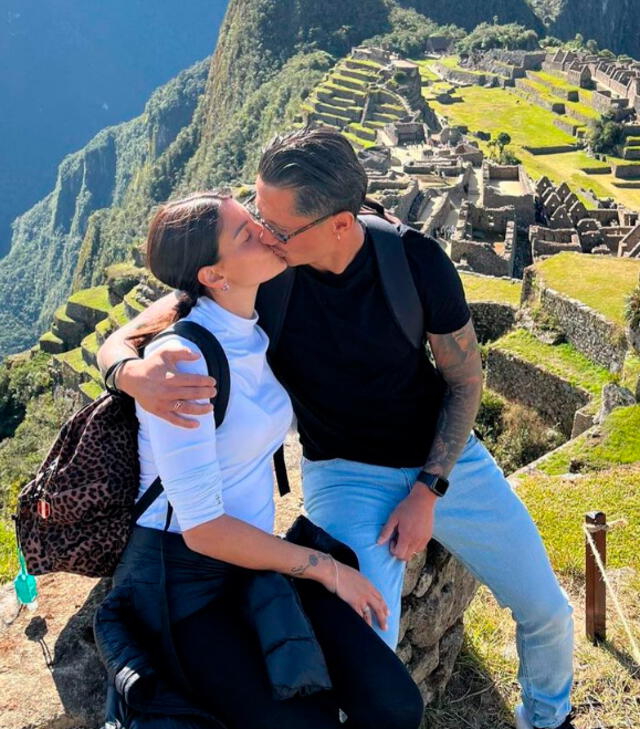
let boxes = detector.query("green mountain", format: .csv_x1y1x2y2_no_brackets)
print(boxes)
0,59,209,359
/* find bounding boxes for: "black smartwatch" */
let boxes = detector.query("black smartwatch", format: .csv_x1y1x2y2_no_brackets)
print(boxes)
416,470,449,497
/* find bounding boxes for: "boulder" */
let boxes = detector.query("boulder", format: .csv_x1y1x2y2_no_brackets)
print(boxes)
596,383,637,423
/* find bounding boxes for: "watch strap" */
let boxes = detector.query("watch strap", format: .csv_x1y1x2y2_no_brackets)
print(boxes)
416,469,449,497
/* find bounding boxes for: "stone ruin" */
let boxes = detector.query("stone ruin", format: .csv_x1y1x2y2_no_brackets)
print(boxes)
450,200,518,278
535,176,640,259
544,49,640,119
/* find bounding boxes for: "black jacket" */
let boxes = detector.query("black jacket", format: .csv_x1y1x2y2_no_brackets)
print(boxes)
94,515,359,729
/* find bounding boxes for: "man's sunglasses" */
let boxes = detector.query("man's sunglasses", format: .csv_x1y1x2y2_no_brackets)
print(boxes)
242,192,341,245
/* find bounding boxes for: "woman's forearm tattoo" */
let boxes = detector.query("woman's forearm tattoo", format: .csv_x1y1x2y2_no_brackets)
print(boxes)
291,551,331,578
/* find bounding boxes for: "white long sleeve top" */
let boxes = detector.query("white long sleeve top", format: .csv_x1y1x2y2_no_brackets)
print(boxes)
134,295,293,535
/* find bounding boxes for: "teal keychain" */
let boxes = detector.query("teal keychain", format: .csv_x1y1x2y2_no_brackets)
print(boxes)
14,548,38,609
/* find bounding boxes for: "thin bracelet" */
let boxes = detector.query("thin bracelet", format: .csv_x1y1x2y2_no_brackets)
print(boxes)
329,555,339,595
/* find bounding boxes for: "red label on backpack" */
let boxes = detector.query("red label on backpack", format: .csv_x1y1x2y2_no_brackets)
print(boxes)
37,500,51,520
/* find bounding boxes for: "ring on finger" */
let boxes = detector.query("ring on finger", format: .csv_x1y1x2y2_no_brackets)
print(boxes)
362,605,372,619
174,399,184,411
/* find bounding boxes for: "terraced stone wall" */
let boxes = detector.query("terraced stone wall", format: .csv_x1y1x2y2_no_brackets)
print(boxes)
468,302,517,343
485,348,590,435
539,288,628,372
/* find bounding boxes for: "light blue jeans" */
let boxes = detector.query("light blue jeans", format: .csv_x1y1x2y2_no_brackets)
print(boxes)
301,433,573,729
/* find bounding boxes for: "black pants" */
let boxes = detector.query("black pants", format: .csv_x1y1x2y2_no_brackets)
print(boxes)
173,578,424,729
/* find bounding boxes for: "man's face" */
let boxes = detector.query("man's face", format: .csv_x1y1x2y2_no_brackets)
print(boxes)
254,175,339,267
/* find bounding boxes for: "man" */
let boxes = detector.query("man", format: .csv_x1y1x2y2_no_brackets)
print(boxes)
98,127,574,729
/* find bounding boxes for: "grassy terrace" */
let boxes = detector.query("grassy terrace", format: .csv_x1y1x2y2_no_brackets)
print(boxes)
460,272,522,306
80,380,104,401
68,285,111,312
56,345,85,369
54,304,74,324
40,331,63,345
538,404,640,476
533,252,640,326
411,59,440,82
491,329,614,397
521,461,640,587
423,77,640,210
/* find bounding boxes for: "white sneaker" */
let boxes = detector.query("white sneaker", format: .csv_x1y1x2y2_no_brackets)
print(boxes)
515,705,535,729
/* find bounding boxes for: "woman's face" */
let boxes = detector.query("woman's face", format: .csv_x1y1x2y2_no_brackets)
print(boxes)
207,197,287,288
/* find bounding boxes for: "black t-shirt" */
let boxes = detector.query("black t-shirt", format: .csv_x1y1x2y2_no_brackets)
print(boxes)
268,227,471,468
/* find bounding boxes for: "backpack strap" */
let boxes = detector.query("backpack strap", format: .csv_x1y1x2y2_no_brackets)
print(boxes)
131,322,231,524
359,215,425,350
256,268,296,355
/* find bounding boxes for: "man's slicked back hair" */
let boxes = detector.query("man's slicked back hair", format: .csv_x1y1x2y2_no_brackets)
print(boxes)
258,126,368,218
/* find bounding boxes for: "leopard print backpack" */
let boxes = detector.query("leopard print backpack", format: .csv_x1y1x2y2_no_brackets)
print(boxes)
14,322,230,578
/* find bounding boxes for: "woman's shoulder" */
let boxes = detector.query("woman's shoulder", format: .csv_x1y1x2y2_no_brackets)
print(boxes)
143,324,210,377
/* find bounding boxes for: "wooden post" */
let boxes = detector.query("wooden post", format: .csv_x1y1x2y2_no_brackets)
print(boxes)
585,511,607,644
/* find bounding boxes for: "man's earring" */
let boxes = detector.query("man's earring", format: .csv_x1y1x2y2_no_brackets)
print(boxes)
222,282,230,292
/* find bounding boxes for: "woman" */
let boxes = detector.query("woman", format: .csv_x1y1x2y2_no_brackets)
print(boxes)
95,190,424,729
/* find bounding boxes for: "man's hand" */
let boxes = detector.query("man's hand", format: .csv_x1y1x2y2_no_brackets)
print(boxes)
118,349,217,428
377,485,437,561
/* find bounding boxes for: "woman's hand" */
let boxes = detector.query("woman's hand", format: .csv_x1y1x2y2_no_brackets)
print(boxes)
330,561,390,632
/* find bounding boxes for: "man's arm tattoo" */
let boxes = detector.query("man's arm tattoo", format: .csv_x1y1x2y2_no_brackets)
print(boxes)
423,320,483,478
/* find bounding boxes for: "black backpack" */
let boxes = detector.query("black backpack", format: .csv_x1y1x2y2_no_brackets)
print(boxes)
15,321,288,578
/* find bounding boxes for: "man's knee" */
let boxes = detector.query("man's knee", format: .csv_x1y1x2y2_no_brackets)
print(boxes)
516,590,574,637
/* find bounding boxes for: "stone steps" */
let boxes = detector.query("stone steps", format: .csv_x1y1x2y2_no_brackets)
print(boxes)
312,100,361,121
51,305,88,349
314,89,353,108
123,287,147,320
39,331,66,355
332,74,368,91
319,82,366,103
81,332,99,368
344,58,383,73
308,110,351,129
336,65,378,84
66,286,111,329
347,123,377,142
370,111,401,123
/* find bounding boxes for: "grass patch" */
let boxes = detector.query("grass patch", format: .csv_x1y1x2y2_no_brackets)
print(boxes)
533,252,640,327
539,405,640,476
460,272,522,306
428,82,640,208
55,347,86,374
39,331,63,345
81,331,99,354
426,462,640,728
492,329,614,397
80,380,104,401
109,302,130,327
519,463,640,589
429,85,574,148
68,285,111,312
53,305,74,324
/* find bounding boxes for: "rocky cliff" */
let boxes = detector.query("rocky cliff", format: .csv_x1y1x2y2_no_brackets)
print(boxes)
0,59,209,360
532,0,640,58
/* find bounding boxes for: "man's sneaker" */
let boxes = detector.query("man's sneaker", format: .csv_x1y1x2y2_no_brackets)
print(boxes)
515,704,576,729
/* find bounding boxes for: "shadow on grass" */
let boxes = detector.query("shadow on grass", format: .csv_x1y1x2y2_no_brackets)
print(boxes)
600,638,640,679
424,637,514,729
